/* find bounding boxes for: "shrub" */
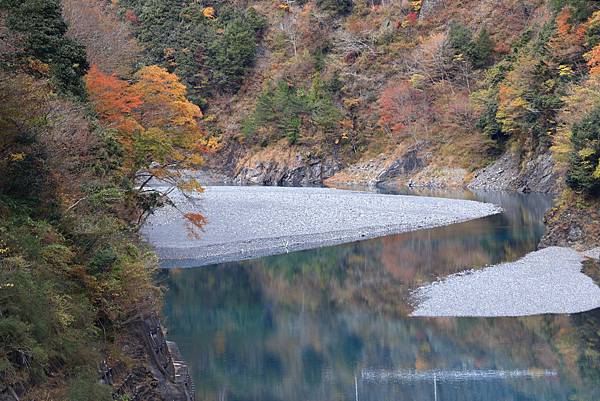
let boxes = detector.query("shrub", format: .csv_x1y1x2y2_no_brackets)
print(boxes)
566,106,600,195
448,22,494,69
316,0,353,16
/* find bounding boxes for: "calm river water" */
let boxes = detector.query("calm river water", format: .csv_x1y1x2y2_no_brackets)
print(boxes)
160,189,600,401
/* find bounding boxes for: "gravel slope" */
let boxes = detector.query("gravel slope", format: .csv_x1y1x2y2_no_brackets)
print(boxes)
142,186,501,268
411,246,600,317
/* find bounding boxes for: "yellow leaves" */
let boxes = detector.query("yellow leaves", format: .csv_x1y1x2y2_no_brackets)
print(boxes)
51,294,75,328
179,179,203,193
558,64,574,77
544,79,557,92
410,0,422,12
278,3,290,12
202,6,215,19
343,98,361,108
204,136,221,151
496,85,529,133
593,163,600,179
8,152,25,162
132,66,202,134
409,73,426,89
453,53,465,62
26,57,50,75
187,153,205,166
578,147,596,160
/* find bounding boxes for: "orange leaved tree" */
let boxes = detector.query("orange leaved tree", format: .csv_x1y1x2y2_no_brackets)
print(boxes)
86,64,216,228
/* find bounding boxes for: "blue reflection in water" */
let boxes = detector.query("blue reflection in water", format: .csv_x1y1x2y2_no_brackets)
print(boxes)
161,189,600,401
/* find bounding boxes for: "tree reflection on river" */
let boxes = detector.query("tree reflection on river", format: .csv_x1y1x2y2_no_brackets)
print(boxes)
161,190,600,401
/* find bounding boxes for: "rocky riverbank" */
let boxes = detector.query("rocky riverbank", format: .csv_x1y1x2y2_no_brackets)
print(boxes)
105,315,194,401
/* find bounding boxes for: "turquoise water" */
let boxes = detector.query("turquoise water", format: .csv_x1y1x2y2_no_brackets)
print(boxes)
160,189,600,401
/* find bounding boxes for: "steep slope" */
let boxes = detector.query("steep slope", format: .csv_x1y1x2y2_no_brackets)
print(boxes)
111,0,600,246
0,1,196,399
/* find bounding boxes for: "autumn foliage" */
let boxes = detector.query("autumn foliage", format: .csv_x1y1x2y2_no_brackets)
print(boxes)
378,81,430,141
85,65,143,133
585,44,600,75
86,64,215,225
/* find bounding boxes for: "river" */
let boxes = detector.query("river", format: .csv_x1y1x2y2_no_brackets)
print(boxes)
158,188,600,401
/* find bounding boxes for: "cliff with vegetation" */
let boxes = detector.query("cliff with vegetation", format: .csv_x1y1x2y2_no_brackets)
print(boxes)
104,0,599,243
0,0,201,399
2,0,600,399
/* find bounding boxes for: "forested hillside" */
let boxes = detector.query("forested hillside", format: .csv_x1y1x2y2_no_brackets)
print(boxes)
104,0,600,244
2,0,600,399
0,0,205,398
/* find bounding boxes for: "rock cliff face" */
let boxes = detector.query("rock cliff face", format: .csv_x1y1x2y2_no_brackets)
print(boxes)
325,145,559,194
468,150,559,194
325,145,469,190
104,315,194,401
540,197,600,249
233,143,340,186
325,146,426,187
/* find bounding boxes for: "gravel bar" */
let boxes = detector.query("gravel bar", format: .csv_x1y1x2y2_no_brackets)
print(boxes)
411,246,600,317
142,186,501,268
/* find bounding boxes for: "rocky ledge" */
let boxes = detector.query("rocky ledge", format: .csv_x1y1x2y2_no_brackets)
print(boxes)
468,150,559,194
101,315,194,401
233,142,340,186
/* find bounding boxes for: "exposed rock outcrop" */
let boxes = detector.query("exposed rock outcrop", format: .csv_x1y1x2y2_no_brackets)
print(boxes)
326,145,469,189
234,143,340,186
325,146,425,187
540,195,600,249
419,0,446,19
468,150,559,194
104,315,194,401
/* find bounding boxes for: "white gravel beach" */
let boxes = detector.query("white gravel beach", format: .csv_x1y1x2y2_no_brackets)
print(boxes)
142,186,501,268
411,246,600,317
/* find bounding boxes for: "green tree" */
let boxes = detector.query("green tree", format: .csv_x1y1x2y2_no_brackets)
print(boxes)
1,0,88,97
206,12,266,93
316,0,353,16
244,77,340,145
567,106,600,195
448,23,494,69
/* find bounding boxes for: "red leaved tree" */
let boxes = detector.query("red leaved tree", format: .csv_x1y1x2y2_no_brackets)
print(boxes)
377,81,431,143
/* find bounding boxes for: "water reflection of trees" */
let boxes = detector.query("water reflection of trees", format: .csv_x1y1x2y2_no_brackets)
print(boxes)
161,190,596,401
163,264,600,401
238,190,553,317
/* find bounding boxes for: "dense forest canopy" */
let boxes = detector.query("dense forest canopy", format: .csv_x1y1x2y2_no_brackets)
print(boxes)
2,0,600,399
